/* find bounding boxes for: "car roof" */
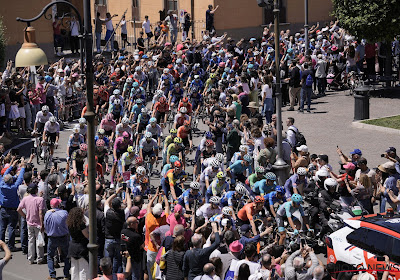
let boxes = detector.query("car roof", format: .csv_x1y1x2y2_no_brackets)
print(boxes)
353,213,400,237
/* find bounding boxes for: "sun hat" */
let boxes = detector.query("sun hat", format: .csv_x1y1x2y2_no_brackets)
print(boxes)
229,240,244,253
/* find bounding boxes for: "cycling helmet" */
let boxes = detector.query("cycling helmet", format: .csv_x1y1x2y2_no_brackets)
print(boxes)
291,194,303,203
122,131,130,138
113,99,121,105
49,116,57,123
42,105,49,112
209,196,221,204
156,90,164,96
235,182,247,194
174,83,180,88
179,107,188,113
73,127,80,134
132,82,139,87
98,128,105,135
216,171,226,179
176,58,182,64
324,178,338,191
106,113,114,121
122,117,130,124
255,166,265,174
96,139,105,147
184,120,190,127
174,161,182,168
135,66,142,72
163,68,169,74
205,139,214,147
205,131,214,139
219,62,226,68
134,156,143,165
126,77,133,83
209,73,216,79
169,155,179,164
150,117,157,123
243,154,252,163
297,167,307,176
182,97,189,103
144,132,152,139
141,108,148,114
127,146,134,153
170,128,177,134
174,137,183,144
315,169,329,181
79,117,86,124
136,166,146,176
222,206,233,216
190,181,200,190
80,143,88,152
215,153,224,162
275,185,285,194
210,159,220,168
194,75,200,79
113,89,120,95
254,196,265,204
136,99,143,104
159,96,166,103
167,64,173,69
265,172,276,181
239,145,248,152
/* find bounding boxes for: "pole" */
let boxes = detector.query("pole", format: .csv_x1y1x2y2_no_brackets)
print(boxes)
133,17,137,49
83,0,98,278
191,0,195,39
304,0,309,54
272,0,290,186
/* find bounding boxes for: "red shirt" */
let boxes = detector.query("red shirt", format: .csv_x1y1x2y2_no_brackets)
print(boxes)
178,102,192,114
154,102,169,113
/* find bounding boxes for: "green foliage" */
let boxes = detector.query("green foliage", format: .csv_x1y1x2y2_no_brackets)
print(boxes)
0,17,6,67
332,0,400,42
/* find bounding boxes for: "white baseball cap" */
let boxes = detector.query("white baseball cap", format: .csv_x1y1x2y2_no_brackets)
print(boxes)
296,145,309,153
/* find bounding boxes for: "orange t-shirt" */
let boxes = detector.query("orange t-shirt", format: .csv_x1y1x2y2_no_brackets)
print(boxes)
237,203,256,221
145,212,169,252
177,126,190,139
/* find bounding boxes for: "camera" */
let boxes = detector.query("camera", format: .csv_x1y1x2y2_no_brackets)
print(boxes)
381,154,385,158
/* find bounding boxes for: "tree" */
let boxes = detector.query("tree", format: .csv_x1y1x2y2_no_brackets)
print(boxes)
332,0,400,81
0,17,6,68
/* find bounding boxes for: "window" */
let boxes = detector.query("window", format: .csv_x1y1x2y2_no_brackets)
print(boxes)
168,0,178,11
347,228,393,257
56,0,71,18
95,0,107,5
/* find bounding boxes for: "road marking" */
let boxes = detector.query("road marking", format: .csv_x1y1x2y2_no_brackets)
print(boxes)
4,139,34,155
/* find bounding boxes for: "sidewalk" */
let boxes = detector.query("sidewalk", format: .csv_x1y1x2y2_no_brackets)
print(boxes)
281,90,400,170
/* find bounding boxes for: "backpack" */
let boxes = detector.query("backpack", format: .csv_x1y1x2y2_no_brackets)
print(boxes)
305,73,313,87
288,128,306,147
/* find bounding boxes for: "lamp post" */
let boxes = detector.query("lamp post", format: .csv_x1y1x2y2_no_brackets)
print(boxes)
304,0,309,54
272,0,290,185
16,1,98,278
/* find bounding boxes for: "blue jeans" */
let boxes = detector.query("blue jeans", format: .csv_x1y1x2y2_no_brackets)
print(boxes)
20,216,28,253
131,259,143,280
47,235,70,278
170,29,178,44
300,87,312,111
263,98,274,123
104,238,122,273
105,30,114,50
96,32,102,52
0,208,18,249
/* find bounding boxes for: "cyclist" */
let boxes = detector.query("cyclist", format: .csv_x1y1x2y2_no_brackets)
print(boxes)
116,117,132,138
177,120,193,152
135,107,151,148
95,139,109,174
123,77,134,97
193,131,214,177
152,96,169,127
111,131,133,186
109,89,124,109
161,160,187,201
109,99,124,122
100,113,116,140
174,107,190,129
237,196,265,236
200,139,216,170
209,206,237,231
169,83,184,108
163,128,177,153
221,183,248,220
95,128,110,149
276,194,313,245
202,153,225,171
128,166,148,195
166,137,185,165
189,88,203,119
264,186,286,218
247,166,265,189
199,158,221,195
139,132,158,168
42,116,60,161
145,117,162,148
161,155,179,177
283,167,308,199
71,143,87,177
34,105,53,134
230,145,249,166
205,172,229,203
129,99,144,123
226,154,253,184
120,146,136,173
66,126,85,170
253,172,277,196
178,181,202,212
177,97,193,119
77,118,87,140
196,196,221,221
151,90,166,110
189,75,204,92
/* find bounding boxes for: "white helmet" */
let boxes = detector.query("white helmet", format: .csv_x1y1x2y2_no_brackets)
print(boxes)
73,127,80,134
49,116,57,123
144,131,152,139
136,166,146,176
79,117,86,124
42,105,49,112
122,117,130,124
126,77,133,83
179,107,188,114
315,169,329,182
239,145,248,152
222,206,233,216
235,182,247,195
163,68,169,74
113,89,121,95
324,178,338,191
141,108,149,114
210,159,220,168
156,90,164,96
297,167,307,176
190,181,200,190
209,196,221,204
215,153,224,163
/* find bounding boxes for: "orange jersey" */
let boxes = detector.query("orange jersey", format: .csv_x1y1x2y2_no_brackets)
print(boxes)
237,203,256,221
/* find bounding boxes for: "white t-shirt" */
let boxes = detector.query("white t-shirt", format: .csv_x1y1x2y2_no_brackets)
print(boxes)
142,20,151,33
36,111,53,124
70,20,79,36
120,20,127,34
234,260,261,277
262,84,273,99
44,121,60,133
105,19,113,31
